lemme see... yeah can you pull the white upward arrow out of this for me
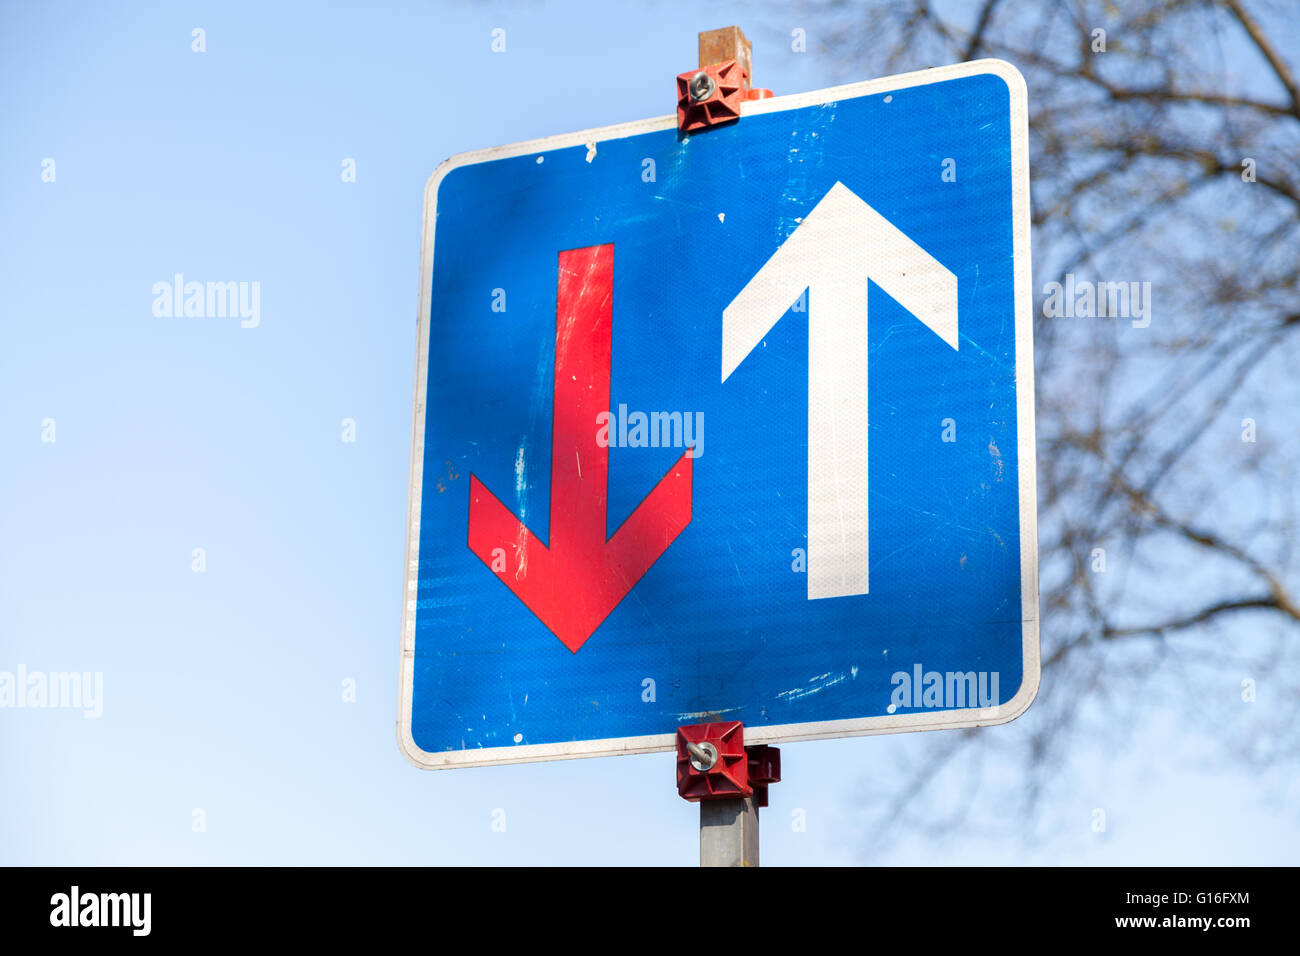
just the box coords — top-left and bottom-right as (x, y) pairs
(722, 181), (959, 600)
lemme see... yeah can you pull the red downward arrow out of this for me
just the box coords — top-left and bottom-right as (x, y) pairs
(468, 244), (694, 653)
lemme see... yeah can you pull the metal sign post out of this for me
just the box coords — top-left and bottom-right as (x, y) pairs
(701, 797), (760, 867)
(677, 27), (772, 870)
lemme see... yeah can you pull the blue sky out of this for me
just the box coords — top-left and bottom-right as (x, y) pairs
(1, 0), (1295, 865)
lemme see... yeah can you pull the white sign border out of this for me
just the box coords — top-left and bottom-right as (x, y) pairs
(398, 58), (1038, 770)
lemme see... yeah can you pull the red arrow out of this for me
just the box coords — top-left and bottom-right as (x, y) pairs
(468, 244), (693, 653)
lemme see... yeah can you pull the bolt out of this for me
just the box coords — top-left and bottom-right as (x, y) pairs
(689, 71), (715, 102)
(686, 740), (719, 771)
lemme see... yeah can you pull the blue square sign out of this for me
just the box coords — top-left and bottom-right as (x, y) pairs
(399, 60), (1038, 768)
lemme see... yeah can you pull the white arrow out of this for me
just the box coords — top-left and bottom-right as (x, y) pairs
(722, 181), (959, 600)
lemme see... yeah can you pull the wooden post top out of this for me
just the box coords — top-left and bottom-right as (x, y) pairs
(699, 25), (753, 82)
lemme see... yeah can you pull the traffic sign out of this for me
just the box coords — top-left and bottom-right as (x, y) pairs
(399, 59), (1038, 769)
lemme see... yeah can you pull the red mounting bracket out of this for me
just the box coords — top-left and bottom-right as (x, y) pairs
(746, 744), (782, 808)
(676, 60), (747, 133)
(677, 26), (774, 134)
(676, 721), (781, 805)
